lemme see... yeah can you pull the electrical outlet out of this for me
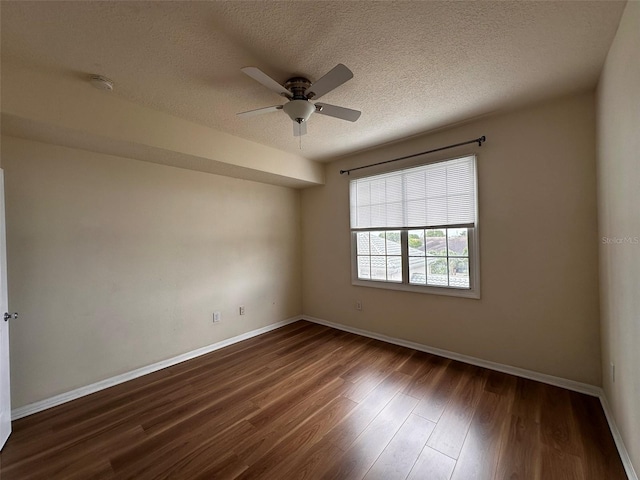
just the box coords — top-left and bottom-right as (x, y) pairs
(611, 362), (615, 383)
(239, 305), (245, 315)
(213, 311), (221, 323)
(356, 300), (362, 311)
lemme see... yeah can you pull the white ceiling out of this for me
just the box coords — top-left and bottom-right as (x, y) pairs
(1, 1), (626, 162)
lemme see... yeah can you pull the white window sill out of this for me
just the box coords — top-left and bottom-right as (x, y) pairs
(352, 278), (481, 299)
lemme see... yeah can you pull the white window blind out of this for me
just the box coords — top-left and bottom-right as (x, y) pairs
(349, 155), (477, 230)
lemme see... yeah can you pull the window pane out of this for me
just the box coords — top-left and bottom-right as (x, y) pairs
(427, 257), (448, 286)
(386, 231), (401, 255)
(447, 228), (468, 256)
(425, 229), (447, 256)
(449, 258), (469, 288)
(408, 229), (425, 255)
(369, 231), (386, 254)
(409, 257), (426, 284)
(356, 232), (370, 255)
(370, 256), (387, 280)
(357, 256), (371, 280)
(387, 257), (402, 282)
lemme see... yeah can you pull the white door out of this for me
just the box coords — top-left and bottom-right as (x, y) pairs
(0, 169), (14, 449)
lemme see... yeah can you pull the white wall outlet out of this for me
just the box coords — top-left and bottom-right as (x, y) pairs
(356, 300), (362, 311)
(239, 305), (245, 315)
(611, 362), (615, 383)
(213, 311), (221, 323)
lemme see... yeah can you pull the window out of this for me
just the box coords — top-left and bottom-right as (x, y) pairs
(350, 155), (479, 298)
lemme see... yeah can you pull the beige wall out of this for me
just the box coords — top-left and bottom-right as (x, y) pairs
(302, 92), (601, 385)
(2, 136), (302, 408)
(597, 0), (640, 473)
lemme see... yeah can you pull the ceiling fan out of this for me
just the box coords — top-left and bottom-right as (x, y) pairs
(237, 64), (361, 136)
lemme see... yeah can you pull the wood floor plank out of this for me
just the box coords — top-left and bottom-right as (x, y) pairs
(236, 395), (358, 479)
(47, 459), (115, 480)
(412, 360), (467, 422)
(402, 354), (449, 400)
(363, 413), (435, 480)
(540, 444), (585, 480)
(509, 376), (544, 422)
(110, 402), (257, 478)
(246, 363), (345, 430)
(569, 391), (627, 480)
(406, 445), (457, 480)
(322, 370), (412, 451)
(340, 341), (410, 385)
(250, 335), (349, 408)
(449, 389), (511, 480)
(275, 438), (344, 480)
(235, 378), (350, 465)
(425, 366), (487, 459)
(396, 350), (432, 376)
(2, 400), (161, 465)
(3, 424), (144, 480)
(158, 423), (255, 480)
(493, 376), (543, 480)
(191, 453), (248, 480)
(138, 374), (265, 435)
(319, 393), (419, 480)
(0, 321), (627, 480)
(483, 369), (517, 397)
(539, 385), (582, 456)
(147, 435), (252, 479)
(343, 367), (393, 403)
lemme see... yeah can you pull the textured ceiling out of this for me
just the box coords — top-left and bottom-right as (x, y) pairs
(0, 1), (626, 162)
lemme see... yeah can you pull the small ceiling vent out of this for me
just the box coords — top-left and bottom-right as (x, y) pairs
(89, 75), (114, 92)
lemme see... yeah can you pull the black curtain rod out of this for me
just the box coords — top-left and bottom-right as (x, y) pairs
(339, 135), (486, 175)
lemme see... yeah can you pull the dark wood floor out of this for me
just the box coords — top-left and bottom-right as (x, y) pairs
(0, 321), (627, 479)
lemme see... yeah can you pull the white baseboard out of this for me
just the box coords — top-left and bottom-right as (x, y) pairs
(303, 315), (638, 480)
(599, 394), (639, 480)
(11, 316), (301, 420)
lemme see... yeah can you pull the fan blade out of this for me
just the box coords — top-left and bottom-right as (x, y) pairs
(315, 103), (361, 122)
(236, 105), (283, 117)
(293, 121), (307, 137)
(241, 67), (292, 98)
(305, 64), (353, 100)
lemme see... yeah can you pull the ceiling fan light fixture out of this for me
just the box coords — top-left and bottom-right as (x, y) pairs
(283, 99), (315, 124)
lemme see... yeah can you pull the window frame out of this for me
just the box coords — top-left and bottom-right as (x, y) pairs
(349, 154), (480, 299)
